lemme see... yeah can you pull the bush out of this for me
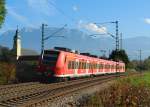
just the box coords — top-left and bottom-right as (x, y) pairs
(0, 62), (16, 84)
(83, 72), (150, 107)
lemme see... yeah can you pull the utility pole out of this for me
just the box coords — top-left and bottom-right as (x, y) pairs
(111, 21), (119, 51)
(111, 21), (119, 75)
(120, 33), (122, 50)
(139, 49), (142, 73)
(115, 21), (119, 51)
(41, 23), (66, 59)
(41, 24), (47, 58)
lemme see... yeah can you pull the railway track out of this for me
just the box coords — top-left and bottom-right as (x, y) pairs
(0, 74), (131, 107)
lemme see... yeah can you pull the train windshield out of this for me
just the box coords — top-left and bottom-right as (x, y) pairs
(42, 50), (59, 66)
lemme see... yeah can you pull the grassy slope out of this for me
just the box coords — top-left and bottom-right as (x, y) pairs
(82, 72), (150, 107)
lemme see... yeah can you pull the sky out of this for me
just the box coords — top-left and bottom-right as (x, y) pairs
(1, 0), (150, 38)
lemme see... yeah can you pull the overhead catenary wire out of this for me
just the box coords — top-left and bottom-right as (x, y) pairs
(47, 0), (77, 23)
(46, 0), (93, 28)
(44, 24), (67, 40)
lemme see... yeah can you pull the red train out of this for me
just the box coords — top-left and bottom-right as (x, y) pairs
(37, 47), (125, 81)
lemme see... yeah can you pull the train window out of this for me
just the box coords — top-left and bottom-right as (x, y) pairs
(86, 63), (89, 69)
(42, 51), (60, 67)
(120, 66), (122, 69)
(89, 63), (91, 69)
(70, 61), (72, 69)
(93, 63), (95, 69)
(105, 64), (109, 69)
(93, 63), (94, 69)
(84, 62), (86, 69)
(98, 64), (100, 69)
(81, 62), (83, 69)
(85, 62), (87, 69)
(111, 65), (114, 69)
(68, 61), (72, 69)
(116, 65), (119, 69)
(89, 63), (92, 69)
(92, 64), (94, 69)
(88, 63), (90, 69)
(71, 61), (74, 69)
(91, 63), (93, 69)
(99, 64), (101, 69)
(99, 64), (102, 69)
(106, 65), (108, 69)
(68, 61), (70, 69)
(72, 61), (75, 69)
(44, 50), (59, 55)
(82, 62), (84, 69)
(75, 62), (79, 69)
(79, 62), (82, 69)
(74, 61), (76, 69)
(97, 64), (99, 69)
(96, 64), (98, 69)
(83, 62), (85, 69)
(102, 64), (104, 69)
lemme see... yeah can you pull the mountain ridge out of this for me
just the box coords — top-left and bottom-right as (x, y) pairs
(0, 27), (150, 59)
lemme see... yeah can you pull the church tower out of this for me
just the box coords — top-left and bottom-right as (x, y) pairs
(13, 28), (21, 60)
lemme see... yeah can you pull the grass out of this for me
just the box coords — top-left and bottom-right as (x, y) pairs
(81, 72), (150, 107)
(121, 72), (150, 86)
(0, 76), (6, 85)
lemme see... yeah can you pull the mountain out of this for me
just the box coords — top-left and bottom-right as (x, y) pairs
(21, 48), (39, 56)
(0, 27), (150, 60)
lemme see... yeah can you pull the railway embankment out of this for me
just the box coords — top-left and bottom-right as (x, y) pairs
(50, 79), (115, 107)
(0, 75), (121, 107)
(78, 72), (150, 107)
(0, 73), (141, 107)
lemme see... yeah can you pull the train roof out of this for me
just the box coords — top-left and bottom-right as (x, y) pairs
(45, 47), (125, 64)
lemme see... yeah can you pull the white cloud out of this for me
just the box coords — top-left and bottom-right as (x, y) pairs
(81, 22), (107, 34)
(6, 6), (35, 27)
(85, 23), (107, 34)
(27, 0), (56, 16)
(72, 5), (78, 12)
(145, 18), (150, 24)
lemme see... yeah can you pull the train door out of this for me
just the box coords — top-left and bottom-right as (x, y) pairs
(96, 61), (99, 75)
(86, 60), (89, 75)
(74, 58), (79, 77)
(99, 62), (103, 74)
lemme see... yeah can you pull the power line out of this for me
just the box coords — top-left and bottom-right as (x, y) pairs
(47, 0), (76, 23)
(41, 24), (66, 59)
(44, 24), (67, 40)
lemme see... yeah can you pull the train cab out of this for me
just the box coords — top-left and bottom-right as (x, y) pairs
(38, 50), (60, 77)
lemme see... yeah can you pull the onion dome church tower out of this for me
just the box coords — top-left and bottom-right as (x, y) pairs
(13, 28), (21, 60)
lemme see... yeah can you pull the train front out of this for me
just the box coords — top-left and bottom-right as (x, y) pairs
(37, 50), (60, 79)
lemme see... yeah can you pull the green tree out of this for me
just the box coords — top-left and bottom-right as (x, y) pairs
(143, 56), (150, 71)
(109, 49), (130, 68)
(0, 46), (14, 62)
(0, 0), (6, 28)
